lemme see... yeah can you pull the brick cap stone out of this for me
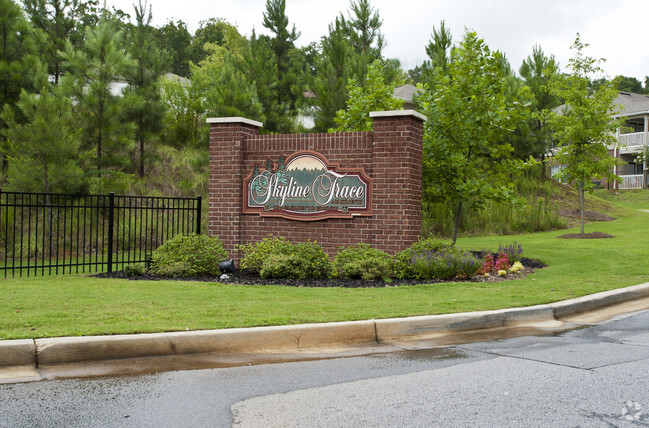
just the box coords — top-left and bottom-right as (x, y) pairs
(206, 117), (263, 128)
(370, 110), (427, 122)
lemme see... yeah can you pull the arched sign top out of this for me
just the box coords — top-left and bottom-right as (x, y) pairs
(243, 151), (373, 221)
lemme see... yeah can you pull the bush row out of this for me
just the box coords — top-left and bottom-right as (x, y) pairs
(143, 233), (524, 281)
(237, 236), (524, 281)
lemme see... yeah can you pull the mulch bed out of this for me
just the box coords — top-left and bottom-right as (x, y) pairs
(93, 257), (545, 288)
(557, 232), (615, 239)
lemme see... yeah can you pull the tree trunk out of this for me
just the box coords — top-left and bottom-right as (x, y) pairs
(452, 201), (463, 245)
(579, 181), (585, 234)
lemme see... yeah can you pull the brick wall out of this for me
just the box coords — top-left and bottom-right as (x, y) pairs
(208, 111), (425, 262)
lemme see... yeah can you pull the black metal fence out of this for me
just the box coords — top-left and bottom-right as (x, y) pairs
(0, 190), (202, 277)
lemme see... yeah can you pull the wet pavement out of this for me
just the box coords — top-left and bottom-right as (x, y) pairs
(2, 308), (649, 427)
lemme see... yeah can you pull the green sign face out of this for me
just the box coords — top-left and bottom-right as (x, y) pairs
(243, 151), (372, 221)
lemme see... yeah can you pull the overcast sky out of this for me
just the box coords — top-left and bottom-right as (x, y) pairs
(106, 0), (649, 82)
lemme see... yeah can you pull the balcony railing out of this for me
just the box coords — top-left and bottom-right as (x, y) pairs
(619, 132), (646, 150)
(618, 174), (644, 189)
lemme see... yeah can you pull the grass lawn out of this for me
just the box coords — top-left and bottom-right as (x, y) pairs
(1, 191), (648, 340)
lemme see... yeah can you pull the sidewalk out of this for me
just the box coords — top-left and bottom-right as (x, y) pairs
(2, 282), (649, 384)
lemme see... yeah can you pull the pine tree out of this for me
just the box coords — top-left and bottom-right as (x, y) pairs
(1, 66), (85, 193)
(61, 17), (136, 175)
(515, 46), (560, 165)
(308, 18), (355, 132)
(245, 31), (281, 130)
(124, 1), (169, 177)
(0, 0), (39, 175)
(22, 0), (88, 84)
(339, 0), (384, 84)
(262, 0), (304, 132)
(422, 20), (452, 80)
(191, 21), (264, 136)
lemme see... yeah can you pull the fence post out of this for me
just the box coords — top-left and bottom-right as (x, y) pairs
(107, 192), (115, 273)
(196, 195), (202, 235)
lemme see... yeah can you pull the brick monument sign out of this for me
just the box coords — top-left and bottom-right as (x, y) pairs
(208, 110), (426, 262)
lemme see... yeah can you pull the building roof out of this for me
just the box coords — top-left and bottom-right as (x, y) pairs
(393, 84), (420, 103)
(555, 91), (649, 118)
(614, 92), (649, 116)
(163, 72), (190, 86)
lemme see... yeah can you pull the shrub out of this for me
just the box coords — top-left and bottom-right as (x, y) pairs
(239, 236), (332, 279)
(260, 254), (310, 279)
(333, 243), (392, 281)
(393, 238), (452, 279)
(150, 233), (228, 277)
(124, 263), (145, 277)
(155, 261), (193, 277)
(291, 241), (332, 279)
(238, 235), (292, 273)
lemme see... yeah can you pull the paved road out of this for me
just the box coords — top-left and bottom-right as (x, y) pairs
(2, 309), (649, 427)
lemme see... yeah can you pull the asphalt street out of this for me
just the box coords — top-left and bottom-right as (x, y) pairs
(2, 309), (649, 427)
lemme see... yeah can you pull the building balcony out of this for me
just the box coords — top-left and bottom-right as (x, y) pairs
(617, 132), (647, 154)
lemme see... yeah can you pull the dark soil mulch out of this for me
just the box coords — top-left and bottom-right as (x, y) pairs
(557, 232), (616, 239)
(92, 257), (545, 288)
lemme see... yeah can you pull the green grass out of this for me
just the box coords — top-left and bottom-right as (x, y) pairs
(2, 191), (649, 340)
(593, 188), (649, 210)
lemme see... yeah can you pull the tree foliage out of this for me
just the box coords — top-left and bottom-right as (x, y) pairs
(124, 1), (169, 177)
(339, 0), (383, 84)
(422, 20), (452, 81)
(22, 0), (89, 84)
(0, 0), (39, 175)
(261, 0), (304, 132)
(1, 67), (85, 193)
(60, 17), (136, 175)
(331, 60), (403, 132)
(613, 75), (647, 94)
(546, 34), (623, 234)
(308, 18), (355, 132)
(154, 20), (191, 77)
(420, 31), (531, 244)
(193, 26), (264, 124)
(513, 45), (560, 162)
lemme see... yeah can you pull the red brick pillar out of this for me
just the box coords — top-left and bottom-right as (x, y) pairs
(370, 110), (426, 254)
(207, 117), (262, 259)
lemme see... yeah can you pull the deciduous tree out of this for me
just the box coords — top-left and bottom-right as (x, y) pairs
(154, 20), (191, 77)
(546, 34), (623, 234)
(420, 31), (531, 244)
(331, 60), (403, 132)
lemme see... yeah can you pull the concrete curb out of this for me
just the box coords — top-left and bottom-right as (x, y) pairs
(34, 320), (377, 365)
(2, 282), (649, 369)
(551, 282), (649, 319)
(0, 340), (35, 367)
(375, 305), (555, 342)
